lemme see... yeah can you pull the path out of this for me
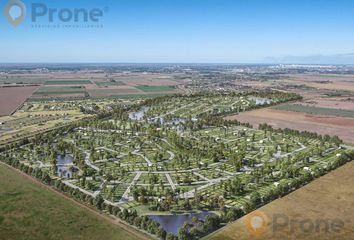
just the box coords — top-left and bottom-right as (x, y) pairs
(119, 172), (142, 203)
(165, 173), (176, 190)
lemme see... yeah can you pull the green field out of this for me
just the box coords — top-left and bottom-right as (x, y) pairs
(94, 81), (125, 87)
(135, 85), (176, 92)
(45, 79), (92, 85)
(101, 93), (176, 99)
(0, 164), (146, 240)
(0, 78), (45, 84)
(34, 86), (87, 95)
(272, 104), (354, 118)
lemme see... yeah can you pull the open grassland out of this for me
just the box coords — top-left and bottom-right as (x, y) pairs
(272, 104), (354, 118)
(45, 79), (92, 85)
(207, 161), (354, 240)
(0, 163), (149, 240)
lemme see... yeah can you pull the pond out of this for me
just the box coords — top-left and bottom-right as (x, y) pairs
(129, 107), (150, 121)
(148, 211), (214, 234)
(56, 154), (76, 178)
(249, 96), (272, 106)
(130, 107), (186, 126)
(0, 127), (14, 132)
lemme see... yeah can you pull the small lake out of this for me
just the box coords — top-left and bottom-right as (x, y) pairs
(0, 127), (14, 132)
(148, 211), (214, 234)
(129, 107), (150, 121)
(130, 107), (186, 126)
(57, 154), (75, 178)
(249, 97), (272, 106)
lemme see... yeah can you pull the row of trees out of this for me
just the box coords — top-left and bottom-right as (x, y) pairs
(219, 149), (354, 223)
(259, 123), (343, 146)
(0, 155), (167, 239)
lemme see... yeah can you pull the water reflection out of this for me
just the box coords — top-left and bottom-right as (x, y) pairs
(57, 154), (76, 178)
(148, 211), (214, 234)
(0, 127), (14, 132)
(249, 96), (272, 106)
(129, 107), (150, 121)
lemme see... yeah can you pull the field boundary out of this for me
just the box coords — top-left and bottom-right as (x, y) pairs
(203, 159), (354, 240)
(0, 161), (153, 240)
(272, 103), (354, 118)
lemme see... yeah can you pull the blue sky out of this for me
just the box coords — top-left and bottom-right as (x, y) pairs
(1, 0), (354, 63)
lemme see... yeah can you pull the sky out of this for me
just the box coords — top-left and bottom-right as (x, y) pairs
(1, 0), (354, 63)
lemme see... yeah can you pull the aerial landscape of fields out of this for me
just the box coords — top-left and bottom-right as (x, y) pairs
(1, 64), (354, 240)
(1, 0), (354, 240)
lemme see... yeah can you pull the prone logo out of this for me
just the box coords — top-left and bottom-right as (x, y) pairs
(3, 0), (26, 27)
(3, 0), (106, 27)
(244, 210), (269, 237)
(31, 3), (104, 23)
(244, 211), (346, 238)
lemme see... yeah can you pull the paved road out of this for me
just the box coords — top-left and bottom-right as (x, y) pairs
(63, 180), (96, 197)
(119, 172), (142, 203)
(193, 172), (212, 182)
(165, 173), (176, 190)
(84, 151), (100, 171)
(179, 172), (243, 199)
(132, 150), (153, 167)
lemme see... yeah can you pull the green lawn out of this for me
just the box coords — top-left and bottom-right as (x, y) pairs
(45, 79), (92, 85)
(0, 164), (146, 240)
(135, 85), (176, 92)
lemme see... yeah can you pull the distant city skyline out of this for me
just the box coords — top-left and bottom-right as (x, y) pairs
(1, 0), (354, 63)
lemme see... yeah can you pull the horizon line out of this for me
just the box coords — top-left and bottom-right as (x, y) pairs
(0, 62), (352, 66)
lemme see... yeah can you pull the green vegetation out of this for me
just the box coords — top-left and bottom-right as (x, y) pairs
(45, 79), (92, 85)
(2, 91), (353, 240)
(104, 93), (177, 99)
(136, 86), (176, 92)
(272, 104), (354, 118)
(34, 86), (87, 95)
(95, 80), (125, 87)
(0, 164), (144, 240)
(0, 78), (44, 84)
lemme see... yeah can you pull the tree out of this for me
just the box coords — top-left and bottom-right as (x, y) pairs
(250, 191), (262, 207)
(50, 151), (57, 175)
(177, 224), (189, 240)
(95, 194), (104, 210)
(157, 227), (167, 240)
(166, 233), (177, 240)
